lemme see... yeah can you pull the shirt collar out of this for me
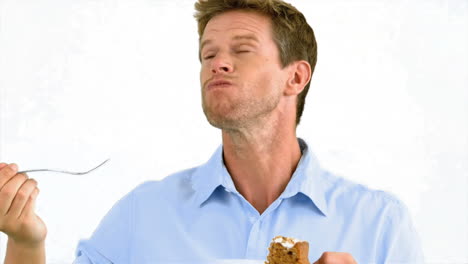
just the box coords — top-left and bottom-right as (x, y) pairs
(280, 138), (329, 216)
(191, 145), (226, 206)
(191, 138), (329, 216)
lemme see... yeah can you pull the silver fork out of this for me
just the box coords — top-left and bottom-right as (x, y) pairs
(17, 159), (110, 175)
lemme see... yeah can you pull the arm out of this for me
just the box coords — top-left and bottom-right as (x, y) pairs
(5, 239), (45, 264)
(377, 200), (425, 263)
(73, 184), (136, 263)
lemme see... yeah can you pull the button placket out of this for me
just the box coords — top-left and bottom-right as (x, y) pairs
(245, 217), (261, 258)
(244, 198), (285, 259)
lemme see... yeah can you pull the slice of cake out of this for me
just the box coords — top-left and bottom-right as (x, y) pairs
(265, 236), (310, 264)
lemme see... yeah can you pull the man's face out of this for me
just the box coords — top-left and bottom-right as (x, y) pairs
(200, 10), (288, 130)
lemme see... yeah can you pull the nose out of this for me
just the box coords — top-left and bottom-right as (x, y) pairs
(210, 54), (233, 74)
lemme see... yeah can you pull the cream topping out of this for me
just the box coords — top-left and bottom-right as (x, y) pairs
(272, 236), (302, 249)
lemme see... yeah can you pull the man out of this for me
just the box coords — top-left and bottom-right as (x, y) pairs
(0, 0), (424, 263)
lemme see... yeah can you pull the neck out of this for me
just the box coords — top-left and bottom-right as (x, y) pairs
(221, 118), (301, 214)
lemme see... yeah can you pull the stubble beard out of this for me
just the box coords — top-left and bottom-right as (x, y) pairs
(202, 90), (281, 131)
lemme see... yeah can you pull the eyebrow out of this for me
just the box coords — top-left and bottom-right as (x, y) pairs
(232, 34), (259, 43)
(200, 34), (260, 52)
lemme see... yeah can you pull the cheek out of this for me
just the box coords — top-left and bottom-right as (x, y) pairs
(250, 68), (277, 89)
(257, 73), (285, 98)
(200, 66), (210, 85)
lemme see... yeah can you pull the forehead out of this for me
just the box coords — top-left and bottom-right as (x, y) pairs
(202, 10), (273, 42)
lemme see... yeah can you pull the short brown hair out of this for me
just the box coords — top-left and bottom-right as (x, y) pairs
(194, 0), (317, 126)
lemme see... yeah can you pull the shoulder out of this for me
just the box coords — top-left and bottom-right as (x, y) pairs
(130, 166), (199, 200)
(322, 170), (408, 220)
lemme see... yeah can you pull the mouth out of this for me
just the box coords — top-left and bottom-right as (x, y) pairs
(206, 79), (233, 91)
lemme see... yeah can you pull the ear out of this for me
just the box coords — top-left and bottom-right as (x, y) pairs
(284, 60), (312, 96)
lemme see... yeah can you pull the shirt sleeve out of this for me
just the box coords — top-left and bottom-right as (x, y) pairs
(378, 199), (425, 264)
(73, 189), (135, 264)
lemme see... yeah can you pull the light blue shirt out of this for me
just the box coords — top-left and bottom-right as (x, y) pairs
(74, 139), (424, 264)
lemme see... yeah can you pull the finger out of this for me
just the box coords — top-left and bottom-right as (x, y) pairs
(7, 178), (38, 219)
(21, 188), (38, 219)
(0, 173), (29, 215)
(315, 252), (332, 264)
(0, 163), (8, 169)
(314, 252), (356, 264)
(0, 163), (20, 190)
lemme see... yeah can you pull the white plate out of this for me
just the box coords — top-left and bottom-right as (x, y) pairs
(164, 260), (264, 264)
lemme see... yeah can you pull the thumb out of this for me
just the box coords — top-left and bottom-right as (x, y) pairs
(313, 256), (323, 264)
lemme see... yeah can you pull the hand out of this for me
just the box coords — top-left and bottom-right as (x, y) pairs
(0, 163), (47, 247)
(313, 252), (357, 264)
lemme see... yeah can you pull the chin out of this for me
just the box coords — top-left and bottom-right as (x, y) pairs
(204, 111), (233, 129)
(203, 108), (243, 130)
(201, 100), (261, 130)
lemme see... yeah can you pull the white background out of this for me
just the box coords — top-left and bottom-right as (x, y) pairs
(0, 0), (467, 263)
